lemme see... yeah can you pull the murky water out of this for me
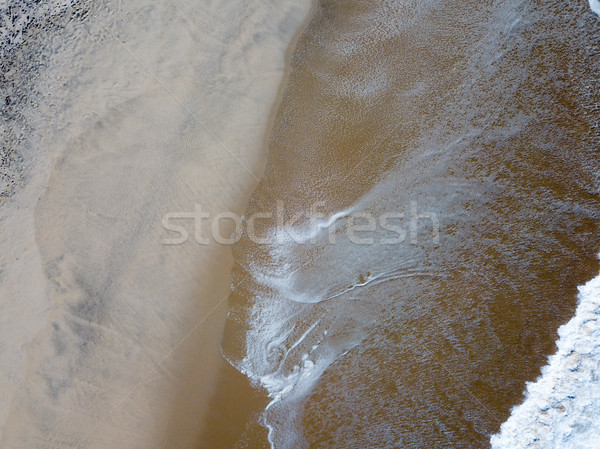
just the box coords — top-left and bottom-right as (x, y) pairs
(221, 1), (600, 447)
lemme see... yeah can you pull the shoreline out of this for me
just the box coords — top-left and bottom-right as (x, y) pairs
(197, 3), (320, 446)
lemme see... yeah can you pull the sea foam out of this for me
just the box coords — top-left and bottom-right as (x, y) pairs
(491, 257), (600, 449)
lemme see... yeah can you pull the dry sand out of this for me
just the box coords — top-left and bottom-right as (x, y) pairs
(0, 0), (311, 447)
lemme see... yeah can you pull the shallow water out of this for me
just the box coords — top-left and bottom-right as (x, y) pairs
(221, 1), (600, 447)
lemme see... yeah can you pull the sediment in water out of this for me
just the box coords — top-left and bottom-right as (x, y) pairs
(221, 1), (600, 447)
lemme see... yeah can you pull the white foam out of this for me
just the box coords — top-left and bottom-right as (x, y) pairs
(238, 306), (329, 449)
(590, 0), (600, 17)
(491, 258), (600, 449)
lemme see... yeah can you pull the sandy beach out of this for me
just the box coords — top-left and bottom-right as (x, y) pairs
(0, 1), (311, 447)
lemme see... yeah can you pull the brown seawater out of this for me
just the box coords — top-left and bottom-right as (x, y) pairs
(217, 0), (600, 448)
